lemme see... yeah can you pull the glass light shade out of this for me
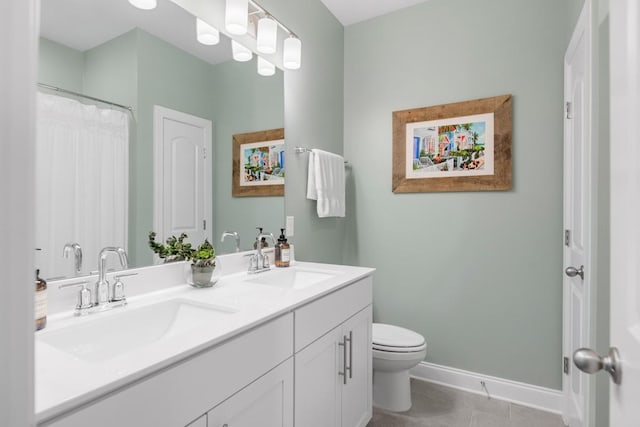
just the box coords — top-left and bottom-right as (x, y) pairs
(232, 40), (253, 62)
(128, 0), (157, 10)
(283, 36), (302, 70)
(257, 57), (276, 76)
(225, 0), (248, 35)
(196, 18), (220, 45)
(256, 17), (277, 54)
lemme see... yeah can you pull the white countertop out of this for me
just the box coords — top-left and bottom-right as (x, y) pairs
(35, 261), (374, 424)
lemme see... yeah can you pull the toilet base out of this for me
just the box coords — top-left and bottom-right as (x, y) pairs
(372, 369), (412, 412)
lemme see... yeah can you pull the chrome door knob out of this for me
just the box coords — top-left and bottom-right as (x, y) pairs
(573, 347), (622, 384)
(565, 265), (584, 280)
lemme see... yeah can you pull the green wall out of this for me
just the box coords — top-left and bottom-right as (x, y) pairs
(211, 60), (284, 252)
(343, 0), (566, 389)
(261, 0), (345, 263)
(38, 38), (83, 92)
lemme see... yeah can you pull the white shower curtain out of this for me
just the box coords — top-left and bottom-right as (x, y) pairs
(35, 92), (129, 278)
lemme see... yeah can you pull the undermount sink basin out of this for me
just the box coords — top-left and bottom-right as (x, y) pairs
(38, 299), (236, 363)
(244, 266), (337, 289)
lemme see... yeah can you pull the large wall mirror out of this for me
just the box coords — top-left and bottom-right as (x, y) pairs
(37, 0), (285, 279)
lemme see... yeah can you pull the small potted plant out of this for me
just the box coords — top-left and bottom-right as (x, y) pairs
(189, 239), (218, 287)
(148, 232), (219, 287)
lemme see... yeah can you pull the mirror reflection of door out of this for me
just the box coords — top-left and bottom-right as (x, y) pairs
(153, 106), (212, 255)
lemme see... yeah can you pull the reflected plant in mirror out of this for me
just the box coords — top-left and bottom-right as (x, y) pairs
(36, 0), (285, 279)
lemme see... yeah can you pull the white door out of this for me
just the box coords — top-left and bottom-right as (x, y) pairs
(563, 3), (592, 426)
(341, 306), (372, 427)
(295, 327), (342, 427)
(207, 359), (293, 427)
(609, 0), (640, 424)
(153, 106), (212, 249)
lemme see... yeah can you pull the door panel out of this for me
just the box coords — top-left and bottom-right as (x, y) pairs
(295, 327), (342, 427)
(610, 0), (640, 424)
(341, 306), (372, 427)
(153, 106), (212, 249)
(563, 4), (591, 426)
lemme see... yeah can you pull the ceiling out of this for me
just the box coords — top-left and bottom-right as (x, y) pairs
(40, 0), (232, 65)
(318, 0), (431, 26)
(40, 0), (431, 65)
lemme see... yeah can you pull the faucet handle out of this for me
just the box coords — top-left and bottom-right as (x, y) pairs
(59, 281), (93, 311)
(111, 273), (136, 303)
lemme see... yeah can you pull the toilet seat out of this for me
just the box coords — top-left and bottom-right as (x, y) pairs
(372, 323), (425, 351)
(373, 342), (427, 353)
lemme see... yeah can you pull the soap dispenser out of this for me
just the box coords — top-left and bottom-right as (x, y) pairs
(275, 228), (291, 268)
(253, 227), (269, 249)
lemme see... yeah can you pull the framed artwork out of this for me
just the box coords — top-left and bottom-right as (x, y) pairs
(232, 128), (285, 197)
(392, 95), (512, 192)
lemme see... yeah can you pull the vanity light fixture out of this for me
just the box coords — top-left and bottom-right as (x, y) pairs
(232, 40), (253, 62)
(196, 18), (220, 45)
(225, 0), (249, 35)
(257, 56), (276, 76)
(283, 36), (302, 70)
(256, 16), (277, 54)
(128, 0), (157, 10)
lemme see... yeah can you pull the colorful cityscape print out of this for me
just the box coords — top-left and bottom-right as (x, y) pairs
(408, 115), (493, 178)
(241, 140), (285, 186)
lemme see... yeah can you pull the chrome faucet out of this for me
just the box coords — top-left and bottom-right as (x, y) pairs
(96, 247), (128, 305)
(221, 231), (241, 252)
(63, 242), (83, 275)
(248, 232), (276, 274)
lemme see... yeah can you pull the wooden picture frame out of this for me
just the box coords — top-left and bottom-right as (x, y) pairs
(232, 128), (285, 197)
(392, 95), (512, 193)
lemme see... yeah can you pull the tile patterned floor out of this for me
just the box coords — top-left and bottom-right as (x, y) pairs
(367, 379), (566, 427)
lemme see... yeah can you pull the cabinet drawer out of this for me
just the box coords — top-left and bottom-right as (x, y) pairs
(41, 313), (293, 427)
(295, 276), (372, 353)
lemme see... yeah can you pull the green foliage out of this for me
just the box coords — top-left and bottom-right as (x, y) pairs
(148, 231), (215, 266)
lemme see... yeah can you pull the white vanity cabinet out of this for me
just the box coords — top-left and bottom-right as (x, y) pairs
(38, 270), (374, 427)
(294, 276), (373, 427)
(40, 314), (293, 427)
(206, 358), (293, 427)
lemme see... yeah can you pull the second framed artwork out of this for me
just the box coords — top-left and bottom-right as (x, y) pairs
(232, 128), (285, 197)
(392, 95), (512, 193)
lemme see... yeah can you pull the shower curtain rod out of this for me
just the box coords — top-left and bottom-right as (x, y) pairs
(38, 83), (134, 113)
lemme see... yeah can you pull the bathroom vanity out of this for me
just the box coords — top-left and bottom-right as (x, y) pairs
(36, 256), (374, 427)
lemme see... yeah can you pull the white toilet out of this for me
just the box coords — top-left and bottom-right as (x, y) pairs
(372, 323), (427, 412)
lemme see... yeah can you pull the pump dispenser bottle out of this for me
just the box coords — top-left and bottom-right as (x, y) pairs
(275, 228), (291, 267)
(253, 227), (269, 249)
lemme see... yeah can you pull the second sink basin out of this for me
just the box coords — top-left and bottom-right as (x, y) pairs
(244, 266), (337, 289)
(38, 298), (237, 363)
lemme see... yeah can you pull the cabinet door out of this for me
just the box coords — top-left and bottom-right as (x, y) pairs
(207, 358), (293, 427)
(294, 327), (343, 427)
(341, 305), (372, 427)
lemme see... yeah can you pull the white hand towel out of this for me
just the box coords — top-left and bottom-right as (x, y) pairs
(306, 149), (345, 218)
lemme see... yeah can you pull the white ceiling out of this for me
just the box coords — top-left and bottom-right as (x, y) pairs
(318, 0), (431, 26)
(40, 0), (232, 65)
(40, 0), (431, 65)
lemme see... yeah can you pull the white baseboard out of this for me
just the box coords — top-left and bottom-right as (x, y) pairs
(410, 362), (563, 415)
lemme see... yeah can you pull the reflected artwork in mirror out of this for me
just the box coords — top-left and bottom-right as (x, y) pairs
(37, 0), (285, 279)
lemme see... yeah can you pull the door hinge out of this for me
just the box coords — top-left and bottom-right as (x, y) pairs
(565, 229), (571, 247)
(565, 101), (572, 119)
(564, 356), (570, 374)
(203, 147), (207, 159)
(203, 219), (207, 230)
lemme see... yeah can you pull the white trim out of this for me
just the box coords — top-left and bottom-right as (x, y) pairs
(410, 362), (564, 415)
(0, 0), (37, 425)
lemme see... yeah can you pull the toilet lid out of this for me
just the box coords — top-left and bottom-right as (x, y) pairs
(372, 323), (425, 348)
